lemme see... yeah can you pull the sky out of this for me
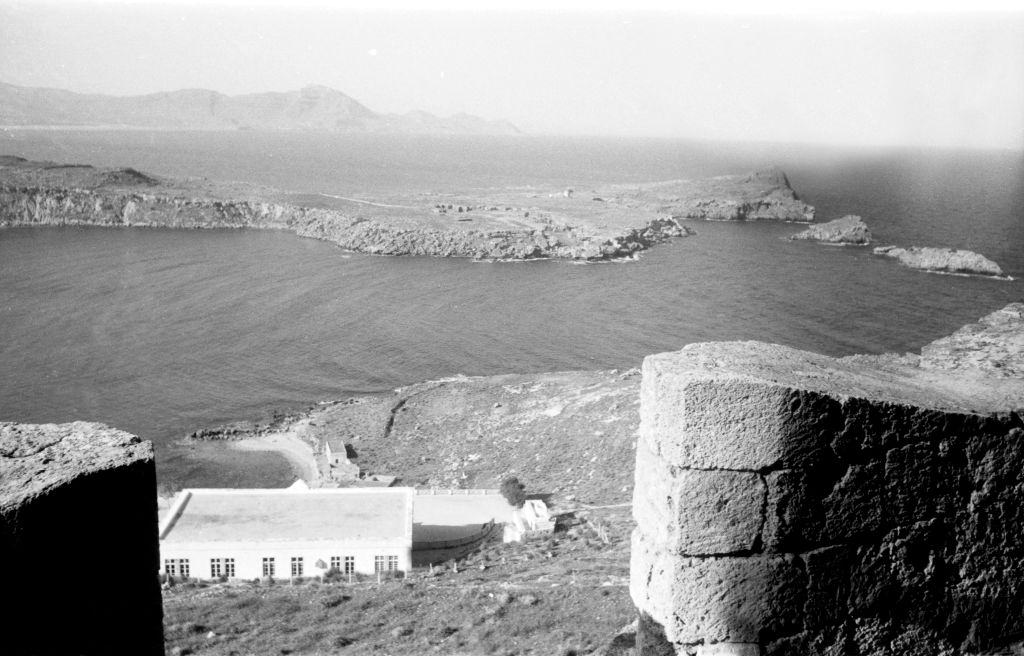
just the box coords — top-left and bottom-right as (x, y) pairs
(1, 2), (1023, 148)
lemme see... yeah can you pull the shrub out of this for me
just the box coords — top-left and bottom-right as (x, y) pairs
(500, 476), (527, 508)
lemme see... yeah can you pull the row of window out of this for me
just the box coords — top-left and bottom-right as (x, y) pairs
(164, 555), (400, 578)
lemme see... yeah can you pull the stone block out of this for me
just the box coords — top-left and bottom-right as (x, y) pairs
(632, 305), (1024, 656)
(640, 359), (839, 471)
(763, 461), (886, 553)
(802, 545), (854, 631)
(695, 643), (762, 656)
(634, 440), (765, 555)
(0, 421), (163, 656)
(631, 531), (806, 645)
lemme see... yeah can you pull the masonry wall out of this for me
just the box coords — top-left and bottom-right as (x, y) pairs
(630, 339), (1024, 656)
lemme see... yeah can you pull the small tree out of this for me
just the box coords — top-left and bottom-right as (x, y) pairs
(500, 476), (527, 508)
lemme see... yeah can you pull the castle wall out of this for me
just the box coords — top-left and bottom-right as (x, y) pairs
(631, 307), (1024, 655)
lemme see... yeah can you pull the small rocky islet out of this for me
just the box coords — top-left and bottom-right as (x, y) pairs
(787, 213), (1008, 279)
(789, 214), (872, 245)
(873, 245), (1008, 279)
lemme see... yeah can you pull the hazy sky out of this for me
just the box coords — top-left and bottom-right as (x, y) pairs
(1, 2), (1023, 148)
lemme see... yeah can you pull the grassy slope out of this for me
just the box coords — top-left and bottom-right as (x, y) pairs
(164, 507), (634, 656)
(166, 369), (643, 654)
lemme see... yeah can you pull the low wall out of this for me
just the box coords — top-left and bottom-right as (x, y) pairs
(0, 421), (164, 655)
(631, 305), (1024, 655)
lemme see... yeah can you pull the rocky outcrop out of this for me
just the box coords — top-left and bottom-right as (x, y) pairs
(2, 157), (822, 262)
(790, 215), (871, 245)
(0, 421), (164, 655)
(631, 304), (1024, 655)
(873, 245), (1007, 278)
(613, 167), (815, 223)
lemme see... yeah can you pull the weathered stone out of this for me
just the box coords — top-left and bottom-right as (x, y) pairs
(632, 304), (1024, 655)
(695, 643), (762, 656)
(640, 364), (840, 471)
(631, 532), (806, 645)
(0, 421), (163, 655)
(634, 440), (765, 555)
(802, 546), (855, 631)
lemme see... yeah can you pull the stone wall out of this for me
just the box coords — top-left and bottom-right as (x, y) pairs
(0, 421), (164, 655)
(631, 304), (1024, 655)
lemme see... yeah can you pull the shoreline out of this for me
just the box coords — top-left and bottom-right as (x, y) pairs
(0, 156), (814, 262)
(226, 421), (320, 486)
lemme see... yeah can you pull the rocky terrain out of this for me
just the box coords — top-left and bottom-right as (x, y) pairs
(167, 303), (1024, 656)
(0, 81), (520, 134)
(0, 156), (815, 261)
(191, 369), (642, 506)
(874, 245), (1007, 278)
(790, 214), (871, 245)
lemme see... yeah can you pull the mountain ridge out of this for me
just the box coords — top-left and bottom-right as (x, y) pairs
(0, 81), (521, 135)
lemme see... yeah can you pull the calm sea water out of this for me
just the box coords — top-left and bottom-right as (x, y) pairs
(1, 131), (1021, 488)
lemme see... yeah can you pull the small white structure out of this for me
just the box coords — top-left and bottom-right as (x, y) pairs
(323, 439), (360, 481)
(159, 486), (413, 580)
(503, 499), (556, 542)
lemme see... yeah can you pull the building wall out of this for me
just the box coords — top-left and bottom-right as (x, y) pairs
(160, 538), (412, 579)
(631, 338), (1024, 656)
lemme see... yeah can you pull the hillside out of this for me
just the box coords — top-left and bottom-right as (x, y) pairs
(0, 81), (520, 135)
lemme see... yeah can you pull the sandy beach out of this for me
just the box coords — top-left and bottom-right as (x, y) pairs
(228, 420), (320, 486)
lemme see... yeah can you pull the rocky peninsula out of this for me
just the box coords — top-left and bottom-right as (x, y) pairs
(790, 214), (871, 245)
(0, 156), (814, 261)
(874, 245), (1008, 278)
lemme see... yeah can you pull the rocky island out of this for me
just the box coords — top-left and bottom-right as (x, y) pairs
(874, 245), (1008, 278)
(790, 214), (871, 245)
(0, 156), (815, 261)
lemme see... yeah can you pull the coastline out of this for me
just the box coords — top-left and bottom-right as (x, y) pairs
(224, 420), (320, 486)
(0, 156), (814, 262)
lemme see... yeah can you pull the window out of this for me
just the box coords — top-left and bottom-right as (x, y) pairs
(210, 558), (235, 579)
(374, 555), (385, 573)
(291, 557), (303, 577)
(262, 557), (275, 577)
(330, 556), (341, 571)
(344, 556), (355, 574)
(164, 558), (190, 578)
(387, 555), (399, 572)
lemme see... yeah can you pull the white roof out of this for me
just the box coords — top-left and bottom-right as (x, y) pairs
(160, 487), (413, 544)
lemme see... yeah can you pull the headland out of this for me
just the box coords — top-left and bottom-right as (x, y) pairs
(0, 156), (814, 261)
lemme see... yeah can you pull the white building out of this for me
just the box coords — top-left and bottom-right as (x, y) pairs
(503, 499), (556, 542)
(159, 486), (413, 580)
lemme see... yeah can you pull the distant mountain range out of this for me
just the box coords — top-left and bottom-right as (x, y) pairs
(0, 82), (520, 135)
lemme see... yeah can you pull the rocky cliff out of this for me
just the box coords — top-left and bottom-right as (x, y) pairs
(0, 157), (815, 261)
(0, 421), (164, 655)
(873, 245), (1007, 278)
(631, 304), (1024, 655)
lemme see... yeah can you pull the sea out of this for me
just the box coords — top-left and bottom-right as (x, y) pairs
(1, 130), (1021, 489)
